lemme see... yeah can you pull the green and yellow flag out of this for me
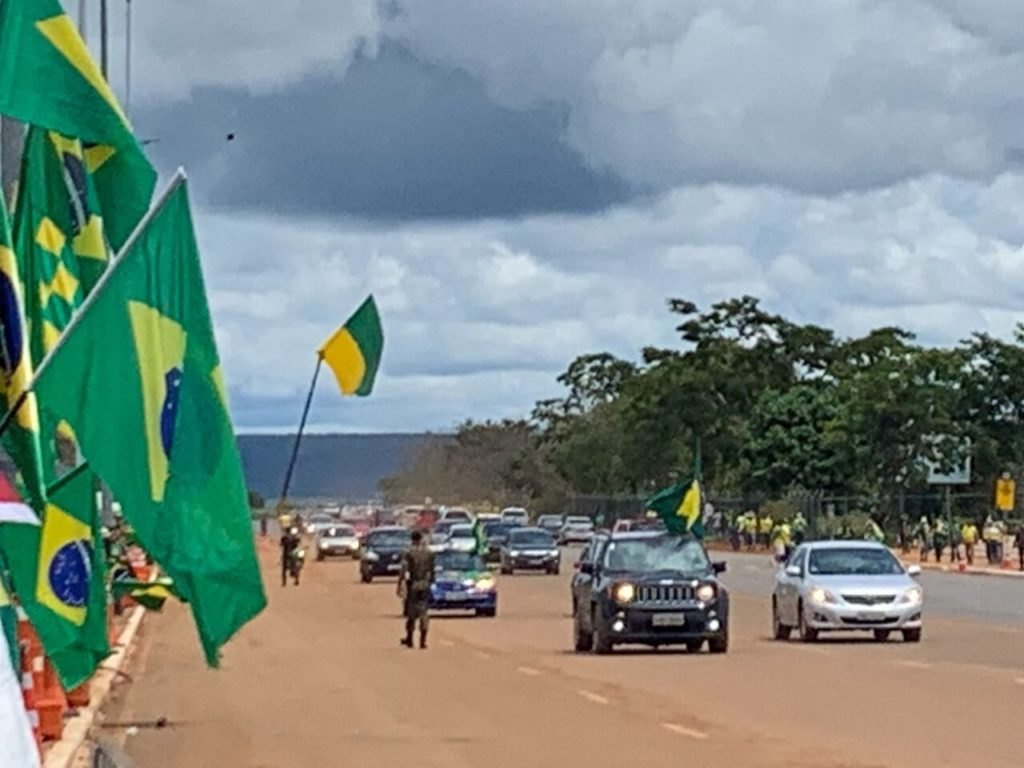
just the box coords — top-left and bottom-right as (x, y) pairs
(319, 295), (384, 396)
(110, 576), (180, 612)
(0, 564), (18, 672)
(34, 177), (267, 666)
(645, 480), (705, 538)
(0, 0), (155, 248)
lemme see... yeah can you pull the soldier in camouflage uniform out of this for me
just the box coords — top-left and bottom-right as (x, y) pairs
(398, 530), (435, 649)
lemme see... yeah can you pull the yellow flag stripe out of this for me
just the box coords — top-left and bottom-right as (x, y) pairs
(320, 328), (367, 396)
(35, 14), (131, 129)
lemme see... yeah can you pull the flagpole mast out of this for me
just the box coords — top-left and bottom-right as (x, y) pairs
(277, 356), (323, 510)
(0, 169), (188, 443)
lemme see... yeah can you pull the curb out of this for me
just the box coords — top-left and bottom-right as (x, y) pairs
(42, 605), (147, 768)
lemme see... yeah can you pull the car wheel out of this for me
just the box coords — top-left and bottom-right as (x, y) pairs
(873, 629), (891, 642)
(476, 607), (497, 618)
(685, 639), (703, 653)
(361, 573), (372, 584)
(902, 628), (922, 643)
(500, 564), (512, 575)
(707, 632), (729, 654)
(797, 601), (818, 643)
(316, 553), (325, 562)
(592, 606), (613, 655)
(772, 598), (792, 641)
(573, 608), (593, 652)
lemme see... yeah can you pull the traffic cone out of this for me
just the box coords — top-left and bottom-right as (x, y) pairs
(35, 656), (68, 741)
(19, 641), (43, 757)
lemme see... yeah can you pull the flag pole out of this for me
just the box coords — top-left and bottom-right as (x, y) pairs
(277, 355), (323, 510)
(0, 169), (187, 443)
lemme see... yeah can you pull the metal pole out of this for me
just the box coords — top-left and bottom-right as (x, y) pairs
(125, 0), (132, 120)
(0, 118), (22, 205)
(277, 357), (323, 507)
(78, 0), (87, 37)
(100, 0), (108, 78)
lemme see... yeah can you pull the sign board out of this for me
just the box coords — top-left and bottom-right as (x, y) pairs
(995, 477), (1016, 512)
(922, 436), (971, 485)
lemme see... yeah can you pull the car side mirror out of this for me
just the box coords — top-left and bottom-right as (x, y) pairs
(712, 561), (727, 574)
(907, 564), (921, 577)
(579, 562), (594, 575)
(784, 565), (802, 578)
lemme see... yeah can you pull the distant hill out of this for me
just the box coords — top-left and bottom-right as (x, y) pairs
(239, 433), (445, 502)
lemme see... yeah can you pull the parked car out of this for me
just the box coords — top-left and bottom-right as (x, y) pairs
(499, 527), (561, 575)
(359, 527), (412, 583)
(772, 541), (923, 643)
(560, 516), (595, 544)
(315, 524), (361, 561)
(500, 507), (530, 526)
(572, 531), (729, 654)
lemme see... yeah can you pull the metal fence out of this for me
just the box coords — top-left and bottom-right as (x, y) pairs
(92, 739), (136, 768)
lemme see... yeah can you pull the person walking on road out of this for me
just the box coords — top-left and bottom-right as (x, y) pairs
(279, 526), (301, 587)
(398, 530), (436, 649)
(960, 519), (979, 566)
(914, 516), (932, 562)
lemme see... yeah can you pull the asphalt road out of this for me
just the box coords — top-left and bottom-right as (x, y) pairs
(103, 541), (1024, 768)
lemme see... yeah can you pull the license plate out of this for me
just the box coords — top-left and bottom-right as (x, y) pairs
(386, 564), (401, 572)
(857, 611), (879, 620)
(652, 613), (686, 627)
(445, 591), (467, 601)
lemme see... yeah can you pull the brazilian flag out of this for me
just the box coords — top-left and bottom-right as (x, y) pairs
(645, 479), (705, 538)
(0, 0), (155, 248)
(319, 295), (384, 397)
(110, 576), (180, 612)
(34, 178), (267, 666)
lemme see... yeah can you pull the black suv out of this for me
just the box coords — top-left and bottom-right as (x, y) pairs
(359, 527), (412, 583)
(572, 531), (729, 654)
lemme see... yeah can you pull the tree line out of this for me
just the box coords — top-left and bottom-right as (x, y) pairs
(381, 296), (1024, 521)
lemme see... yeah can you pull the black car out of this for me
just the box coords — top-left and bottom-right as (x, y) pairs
(360, 527), (412, 583)
(481, 520), (520, 564)
(572, 531), (729, 654)
(500, 527), (560, 575)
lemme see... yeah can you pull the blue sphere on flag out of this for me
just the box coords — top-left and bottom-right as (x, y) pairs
(160, 367), (183, 458)
(48, 540), (92, 608)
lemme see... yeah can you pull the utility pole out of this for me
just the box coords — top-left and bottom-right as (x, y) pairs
(100, 0), (108, 78)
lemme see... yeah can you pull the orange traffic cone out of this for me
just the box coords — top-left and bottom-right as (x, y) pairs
(35, 655), (68, 741)
(18, 641), (43, 757)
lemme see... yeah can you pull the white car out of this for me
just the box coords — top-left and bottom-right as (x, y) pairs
(500, 507), (530, 526)
(772, 541), (923, 643)
(560, 516), (595, 544)
(439, 507), (475, 524)
(443, 524), (479, 554)
(306, 513), (337, 535)
(315, 524), (361, 561)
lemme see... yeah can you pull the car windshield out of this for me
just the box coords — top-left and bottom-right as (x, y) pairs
(510, 531), (555, 547)
(538, 516), (562, 526)
(324, 525), (355, 537)
(602, 536), (710, 574)
(366, 531), (411, 548)
(807, 548), (904, 576)
(433, 522), (454, 535)
(435, 551), (485, 571)
(449, 526), (474, 539)
(483, 522), (516, 536)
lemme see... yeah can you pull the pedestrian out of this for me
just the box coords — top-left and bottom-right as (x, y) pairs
(791, 512), (807, 546)
(279, 526), (301, 587)
(914, 516), (932, 562)
(933, 519), (948, 563)
(983, 516), (1000, 565)
(758, 513), (774, 550)
(398, 529), (436, 649)
(960, 519), (979, 566)
(1016, 524), (1024, 572)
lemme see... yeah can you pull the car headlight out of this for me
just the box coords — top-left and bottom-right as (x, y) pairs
(364, 551), (380, 562)
(319, 541), (328, 549)
(510, 550), (522, 557)
(613, 582), (635, 603)
(899, 586), (923, 604)
(695, 583), (716, 602)
(808, 587), (837, 605)
(549, 549), (560, 557)
(475, 577), (496, 591)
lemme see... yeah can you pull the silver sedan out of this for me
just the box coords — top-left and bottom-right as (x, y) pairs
(772, 541), (923, 643)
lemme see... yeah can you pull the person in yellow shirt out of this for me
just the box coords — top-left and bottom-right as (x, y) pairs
(758, 515), (774, 550)
(960, 520), (979, 566)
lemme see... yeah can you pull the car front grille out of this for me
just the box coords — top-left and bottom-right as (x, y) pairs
(635, 584), (694, 605)
(842, 595), (896, 606)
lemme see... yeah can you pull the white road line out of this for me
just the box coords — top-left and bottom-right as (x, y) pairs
(517, 666), (541, 676)
(896, 660), (931, 670)
(661, 723), (709, 740)
(578, 690), (609, 705)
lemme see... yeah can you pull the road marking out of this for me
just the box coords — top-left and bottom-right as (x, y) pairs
(896, 660), (931, 670)
(439, 639), (454, 647)
(474, 651), (491, 660)
(517, 666), (541, 676)
(578, 690), (609, 705)
(661, 723), (709, 740)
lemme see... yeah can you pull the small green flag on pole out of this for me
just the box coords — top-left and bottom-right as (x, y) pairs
(33, 175), (267, 665)
(0, 0), (156, 248)
(318, 295), (384, 397)
(645, 441), (705, 537)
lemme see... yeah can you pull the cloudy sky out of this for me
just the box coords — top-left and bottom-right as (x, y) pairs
(87, 0), (1024, 433)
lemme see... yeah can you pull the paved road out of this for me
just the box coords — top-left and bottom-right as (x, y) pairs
(104, 543), (1024, 768)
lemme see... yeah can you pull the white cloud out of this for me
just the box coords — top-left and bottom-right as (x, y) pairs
(194, 170), (1024, 431)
